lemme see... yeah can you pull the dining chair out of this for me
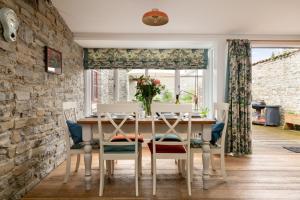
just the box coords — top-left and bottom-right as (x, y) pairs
(62, 102), (99, 183)
(110, 101), (143, 176)
(149, 103), (193, 196)
(190, 102), (229, 180)
(97, 103), (140, 196)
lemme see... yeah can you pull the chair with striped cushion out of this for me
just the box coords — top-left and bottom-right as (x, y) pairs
(97, 103), (141, 196)
(149, 103), (192, 196)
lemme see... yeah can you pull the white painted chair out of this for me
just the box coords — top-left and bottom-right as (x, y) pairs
(97, 103), (140, 196)
(62, 102), (99, 183)
(150, 103), (192, 196)
(109, 101), (143, 176)
(190, 103), (229, 180)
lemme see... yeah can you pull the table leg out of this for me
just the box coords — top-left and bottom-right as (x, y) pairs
(202, 124), (212, 190)
(82, 124), (92, 190)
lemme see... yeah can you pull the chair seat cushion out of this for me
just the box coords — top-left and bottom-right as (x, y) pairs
(104, 144), (140, 154)
(190, 138), (203, 148)
(71, 143), (84, 149)
(147, 142), (186, 154)
(70, 139), (99, 149)
(190, 138), (220, 149)
(66, 120), (83, 144)
(211, 121), (225, 145)
(153, 133), (181, 142)
(111, 134), (144, 143)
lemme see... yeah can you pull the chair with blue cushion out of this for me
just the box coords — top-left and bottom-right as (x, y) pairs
(62, 102), (99, 183)
(190, 103), (229, 181)
(97, 103), (140, 196)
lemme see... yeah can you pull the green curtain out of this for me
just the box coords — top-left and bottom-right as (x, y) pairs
(225, 39), (252, 155)
(83, 48), (208, 70)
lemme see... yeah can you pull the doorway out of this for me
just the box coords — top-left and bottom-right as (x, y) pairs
(251, 47), (300, 131)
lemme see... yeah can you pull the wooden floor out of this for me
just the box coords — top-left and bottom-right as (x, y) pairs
(23, 126), (300, 200)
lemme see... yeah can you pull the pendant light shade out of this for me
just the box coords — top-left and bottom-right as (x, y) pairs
(142, 8), (169, 26)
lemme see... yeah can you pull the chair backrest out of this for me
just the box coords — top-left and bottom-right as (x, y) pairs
(62, 102), (77, 149)
(97, 103), (139, 153)
(151, 103), (193, 149)
(213, 103), (229, 149)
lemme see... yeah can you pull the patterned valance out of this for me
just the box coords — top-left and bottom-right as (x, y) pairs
(83, 48), (209, 69)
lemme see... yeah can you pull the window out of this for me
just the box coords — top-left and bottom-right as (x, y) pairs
(89, 68), (205, 111)
(148, 69), (175, 103)
(179, 70), (204, 110)
(84, 49), (213, 116)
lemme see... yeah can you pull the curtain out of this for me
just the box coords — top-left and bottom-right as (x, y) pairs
(225, 39), (252, 155)
(83, 48), (208, 70)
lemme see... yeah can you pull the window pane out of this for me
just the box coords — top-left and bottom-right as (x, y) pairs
(179, 70), (203, 110)
(99, 69), (113, 103)
(91, 70), (100, 113)
(118, 69), (129, 102)
(90, 69), (203, 113)
(148, 69), (175, 103)
(91, 70), (99, 102)
(128, 69), (145, 101)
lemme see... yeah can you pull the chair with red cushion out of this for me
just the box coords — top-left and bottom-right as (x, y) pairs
(149, 103), (192, 196)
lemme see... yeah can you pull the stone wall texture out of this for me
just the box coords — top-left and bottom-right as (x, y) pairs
(252, 51), (300, 124)
(98, 69), (128, 103)
(0, 0), (84, 199)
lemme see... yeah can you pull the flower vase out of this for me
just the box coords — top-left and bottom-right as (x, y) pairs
(143, 97), (152, 117)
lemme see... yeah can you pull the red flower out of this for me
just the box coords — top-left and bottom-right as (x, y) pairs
(153, 79), (160, 85)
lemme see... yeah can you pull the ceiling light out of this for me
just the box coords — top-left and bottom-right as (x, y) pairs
(142, 8), (169, 26)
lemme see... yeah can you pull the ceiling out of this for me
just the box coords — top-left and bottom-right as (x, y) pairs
(52, 0), (300, 47)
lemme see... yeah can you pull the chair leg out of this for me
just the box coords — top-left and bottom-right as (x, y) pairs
(190, 151), (194, 182)
(220, 153), (227, 180)
(75, 154), (80, 172)
(178, 160), (182, 174)
(181, 160), (186, 178)
(64, 153), (71, 183)
(135, 157), (139, 196)
(106, 160), (111, 178)
(153, 156), (157, 195)
(111, 160), (114, 175)
(210, 154), (216, 171)
(187, 157), (191, 196)
(151, 154), (153, 175)
(99, 158), (105, 196)
(98, 153), (101, 170)
(138, 145), (142, 176)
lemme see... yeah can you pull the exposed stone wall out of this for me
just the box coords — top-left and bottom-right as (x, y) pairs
(0, 0), (84, 199)
(118, 69), (129, 101)
(252, 51), (300, 124)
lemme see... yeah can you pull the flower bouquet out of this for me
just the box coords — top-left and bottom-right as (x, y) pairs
(134, 75), (165, 116)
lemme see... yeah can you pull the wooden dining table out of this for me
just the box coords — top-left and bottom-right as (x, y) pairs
(77, 117), (215, 190)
